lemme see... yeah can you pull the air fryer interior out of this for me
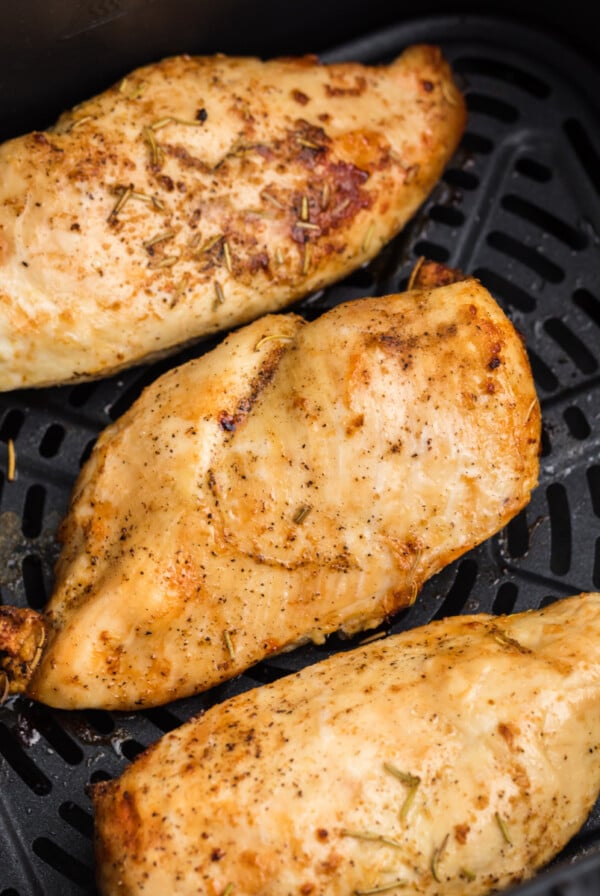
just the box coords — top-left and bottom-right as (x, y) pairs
(1, 13), (600, 896)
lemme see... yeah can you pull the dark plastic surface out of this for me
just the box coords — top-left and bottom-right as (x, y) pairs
(1, 13), (600, 896)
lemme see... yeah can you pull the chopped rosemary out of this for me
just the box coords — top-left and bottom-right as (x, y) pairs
(495, 812), (513, 845)
(171, 274), (190, 306)
(261, 191), (286, 210)
(332, 198), (350, 216)
(214, 281), (225, 306)
(295, 221), (320, 231)
(223, 240), (233, 274)
(223, 630), (235, 660)
(119, 79), (146, 99)
(321, 183), (330, 210)
(143, 231), (175, 250)
(254, 334), (294, 351)
(354, 880), (406, 895)
(188, 232), (203, 249)
(300, 195), (309, 221)
(302, 244), (311, 276)
(222, 885), (235, 896)
(69, 115), (94, 132)
(151, 116), (204, 130)
(358, 630), (387, 645)
(275, 248), (284, 265)
(407, 256), (425, 290)
(152, 255), (179, 269)
(363, 222), (375, 253)
(200, 233), (225, 254)
(342, 829), (404, 850)
(142, 125), (162, 168)
(431, 833), (449, 883)
(460, 867), (476, 882)
(108, 186), (133, 221)
(296, 137), (322, 149)
(293, 505), (311, 525)
(7, 438), (15, 481)
(383, 763), (421, 821)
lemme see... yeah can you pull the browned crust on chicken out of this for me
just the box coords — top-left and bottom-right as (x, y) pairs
(0, 605), (47, 695)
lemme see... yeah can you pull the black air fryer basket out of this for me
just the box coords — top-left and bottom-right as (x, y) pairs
(1, 10), (600, 896)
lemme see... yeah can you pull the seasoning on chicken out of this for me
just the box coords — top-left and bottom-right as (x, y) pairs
(93, 592), (600, 896)
(0, 44), (465, 391)
(0, 264), (541, 709)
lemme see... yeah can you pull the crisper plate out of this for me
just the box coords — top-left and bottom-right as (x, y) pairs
(1, 14), (600, 896)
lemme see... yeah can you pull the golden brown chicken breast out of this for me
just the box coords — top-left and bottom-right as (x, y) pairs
(0, 269), (541, 709)
(93, 592), (600, 896)
(0, 44), (465, 391)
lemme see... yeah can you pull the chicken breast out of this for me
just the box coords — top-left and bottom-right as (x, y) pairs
(0, 44), (465, 391)
(0, 267), (541, 709)
(93, 592), (600, 896)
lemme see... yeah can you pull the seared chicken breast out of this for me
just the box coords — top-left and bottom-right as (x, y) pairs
(0, 44), (465, 390)
(0, 268), (541, 709)
(93, 592), (600, 896)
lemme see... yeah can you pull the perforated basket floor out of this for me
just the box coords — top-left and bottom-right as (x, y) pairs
(1, 14), (600, 896)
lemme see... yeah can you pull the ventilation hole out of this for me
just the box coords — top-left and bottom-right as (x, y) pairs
(515, 157), (552, 182)
(547, 482), (571, 575)
(541, 424), (552, 457)
(21, 484), (46, 538)
(487, 231), (564, 283)
(461, 131), (493, 155)
(1, 889), (20, 896)
(89, 769), (113, 785)
(79, 437), (96, 467)
(564, 118), (600, 194)
(473, 268), (536, 312)
(428, 205), (465, 227)
(467, 92), (519, 123)
(121, 739), (147, 761)
(506, 510), (529, 558)
(22, 554), (47, 610)
(454, 57), (550, 98)
(68, 381), (98, 409)
(143, 706), (184, 733)
(527, 347), (559, 392)
(587, 465), (600, 517)
(443, 167), (480, 191)
(20, 701), (84, 766)
(32, 838), (95, 889)
(563, 405), (591, 440)
(79, 709), (116, 736)
(492, 582), (518, 615)
(544, 318), (598, 373)
(501, 194), (588, 250)
(39, 422), (66, 458)
(0, 722), (52, 795)
(538, 594), (560, 609)
(573, 288), (600, 328)
(59, 801), (94, 839)
(0, 408), (25, 441)
(412, 241), (449, 263)
(432, 559), (478, 620)
(0, 469), (4, 504)
(595, 538), (600, 589)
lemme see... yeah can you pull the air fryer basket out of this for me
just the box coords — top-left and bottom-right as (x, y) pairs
(1, 14), (600, 896)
